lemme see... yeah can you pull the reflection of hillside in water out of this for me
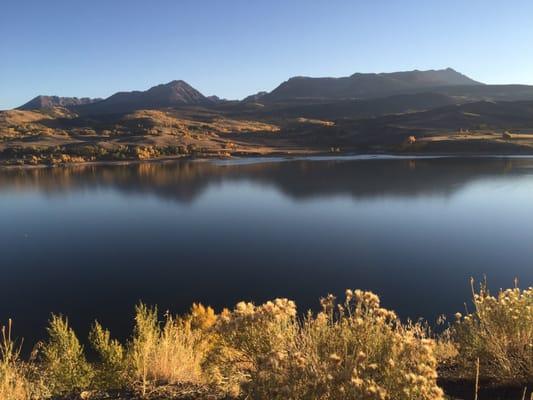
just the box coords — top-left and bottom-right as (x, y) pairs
(1, 157), (532, 202)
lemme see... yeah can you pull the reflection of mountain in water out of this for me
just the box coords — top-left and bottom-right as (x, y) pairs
(1, 157), (532, 203)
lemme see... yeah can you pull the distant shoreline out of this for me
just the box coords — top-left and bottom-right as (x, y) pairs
(3, 150), (533, 170)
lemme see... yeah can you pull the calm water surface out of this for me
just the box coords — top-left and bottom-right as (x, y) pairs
(1, 157), (533, 346)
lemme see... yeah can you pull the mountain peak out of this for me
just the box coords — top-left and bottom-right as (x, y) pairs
(164, 79), (189, 86)
(73, 80), (208, 114)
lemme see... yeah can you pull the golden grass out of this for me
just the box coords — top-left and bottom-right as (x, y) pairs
(0, 110), (51, 125)
(0, 320), (30, 400)
(128, 304), (211, 396)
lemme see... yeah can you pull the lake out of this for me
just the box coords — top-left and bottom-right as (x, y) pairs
(1, 156), (533, 347)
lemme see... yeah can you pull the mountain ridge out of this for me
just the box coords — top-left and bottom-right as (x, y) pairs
(15, 69), (533, 115)
(18, 95), (101, 110)
(262, 68), (482, 102)
(17, 68), (480, 111)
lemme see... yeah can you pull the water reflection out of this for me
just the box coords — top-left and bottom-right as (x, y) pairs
(0, 157), (532, 349)
(1, 157), (532, 202)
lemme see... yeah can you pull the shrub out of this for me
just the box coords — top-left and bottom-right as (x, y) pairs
(208, 293), (443, 400)
(4, 283), (533, 398)
(283, 292), (443, 400)
(189, 303), (217, 331)
(451, 281), (533, 384)
(40, 314), (93, 396)
(206, 298), (297, 396)
(89, 321), (127, 389)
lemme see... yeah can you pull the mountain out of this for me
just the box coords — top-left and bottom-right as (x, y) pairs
(75, 80), (209, 114)
(106, 80), (206, 106)
(262, 68), (482, 102)
(207, 95), (223, 103)
(243, 91), (268, 103)
(15, 69), (533, 120)
(18, 96), (100, 110)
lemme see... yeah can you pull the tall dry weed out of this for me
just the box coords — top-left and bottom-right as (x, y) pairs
(0, 320), (31, 400)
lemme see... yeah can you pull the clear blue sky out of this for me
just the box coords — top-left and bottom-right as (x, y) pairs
(1, 0), (533, 109)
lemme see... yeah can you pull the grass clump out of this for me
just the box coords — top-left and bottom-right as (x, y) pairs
(0, 320), (31, 400)
(451, 280), (533, 384)
(128, 303), (213, 396)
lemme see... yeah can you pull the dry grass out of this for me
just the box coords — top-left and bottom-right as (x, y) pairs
(0, 320), (31, 400)
(128, 304), (212, 396)
(0, 110), (51, 125)
(122, 110), (280, 136)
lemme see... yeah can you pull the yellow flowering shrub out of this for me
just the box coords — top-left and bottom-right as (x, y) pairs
(205, 298), (297, 396)
(452, 283), (533, 383)
(208, 291), (443, 400)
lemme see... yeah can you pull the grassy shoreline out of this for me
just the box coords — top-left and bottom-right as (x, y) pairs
(2, 282), (532, 400)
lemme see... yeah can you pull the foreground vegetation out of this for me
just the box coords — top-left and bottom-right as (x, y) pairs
(1, 282), (532, 400)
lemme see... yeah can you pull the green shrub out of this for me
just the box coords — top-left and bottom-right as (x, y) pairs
(89, 321), (127, 389)
(40, 314), (93, 395)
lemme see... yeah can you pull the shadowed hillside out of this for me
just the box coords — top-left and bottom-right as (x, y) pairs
(262, 68), (481, 101)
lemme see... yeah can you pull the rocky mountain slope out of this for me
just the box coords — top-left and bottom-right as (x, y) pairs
(19, 96), (100, 110)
